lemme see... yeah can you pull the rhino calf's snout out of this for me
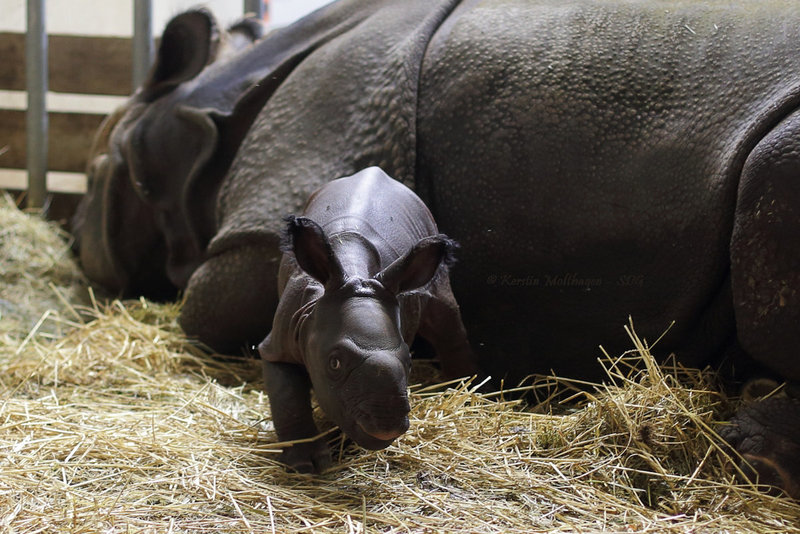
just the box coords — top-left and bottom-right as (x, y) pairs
(354, 393), (411, 444)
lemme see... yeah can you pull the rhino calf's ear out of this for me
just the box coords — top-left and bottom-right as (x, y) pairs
(284, 216), (345, 288)
(376, 235), (456, 294)
(142, 9), (219, 100)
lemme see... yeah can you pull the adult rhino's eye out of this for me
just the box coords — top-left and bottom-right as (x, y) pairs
(329, 356), (341, 370)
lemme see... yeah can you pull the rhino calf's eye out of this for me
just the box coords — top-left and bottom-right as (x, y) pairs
(330, 357), (341, 370)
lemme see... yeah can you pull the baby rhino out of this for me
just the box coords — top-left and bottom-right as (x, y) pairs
(258, 167), (477, 472)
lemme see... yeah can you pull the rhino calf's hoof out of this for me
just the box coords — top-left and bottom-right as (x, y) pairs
(280, 439), (332, 474)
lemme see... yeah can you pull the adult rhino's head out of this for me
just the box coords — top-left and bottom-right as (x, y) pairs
(72, 9), (263, 299)
(274, 216), (455, 450)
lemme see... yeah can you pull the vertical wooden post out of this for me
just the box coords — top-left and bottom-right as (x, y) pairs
(132, 0), (153, 90)
(25, 0), (48, 210)
(244, 0), (266, 20)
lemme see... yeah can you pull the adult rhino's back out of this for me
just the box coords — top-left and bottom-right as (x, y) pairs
(417, 0), (800, 382)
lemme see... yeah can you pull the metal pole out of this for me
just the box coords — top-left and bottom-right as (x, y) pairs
(25, 0), (47, 210)
(244, 0), (265, 20)
(132, 0), (153, 89)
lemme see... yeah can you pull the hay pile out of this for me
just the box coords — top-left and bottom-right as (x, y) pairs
(1, 200), (799, 532)
(0, 194), (87, 342)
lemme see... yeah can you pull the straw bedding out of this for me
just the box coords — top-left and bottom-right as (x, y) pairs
(1, 195), (799, 533)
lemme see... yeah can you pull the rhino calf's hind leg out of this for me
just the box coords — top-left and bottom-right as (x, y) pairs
(418, 277), (479, 381)
(727, 109), (800, 498)
(180, 243), (279, 354)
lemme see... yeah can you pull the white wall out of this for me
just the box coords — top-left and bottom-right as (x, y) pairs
(270, 0), (333, 27)
(1, 1), (240, 36)
(0, 0), (335, 36)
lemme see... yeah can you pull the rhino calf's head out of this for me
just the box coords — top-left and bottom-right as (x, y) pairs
(260, 215), (454, 450)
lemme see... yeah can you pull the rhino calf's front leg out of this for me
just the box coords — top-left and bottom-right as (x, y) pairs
(261, 361), (331, 473)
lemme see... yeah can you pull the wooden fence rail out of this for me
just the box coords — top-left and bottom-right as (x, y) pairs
(0, 33), (133, 95)
(1, 32), (131, 204)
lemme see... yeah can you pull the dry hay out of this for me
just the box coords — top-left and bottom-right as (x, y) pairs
(0, 193), (88, 342)
(1, 200), (799, 533)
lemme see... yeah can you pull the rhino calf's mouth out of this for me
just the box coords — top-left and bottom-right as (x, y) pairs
(356, 418), (410, 443)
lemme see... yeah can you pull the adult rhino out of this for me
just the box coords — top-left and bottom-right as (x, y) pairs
(74, 0), (800, 493)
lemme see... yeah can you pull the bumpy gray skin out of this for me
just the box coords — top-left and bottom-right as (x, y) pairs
(258, 167), (475, 472)
(74, 1), (800, 492)
(416, 0), (800, 388)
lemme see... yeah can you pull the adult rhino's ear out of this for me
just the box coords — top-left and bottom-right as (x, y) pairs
(376, 235), (457, 295)
(226, 17), (265, 48)
(284, 216), (346, 288)
(141, 9), (220, 101)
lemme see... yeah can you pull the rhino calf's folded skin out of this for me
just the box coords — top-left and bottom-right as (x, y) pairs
(258, 167), (477, 473)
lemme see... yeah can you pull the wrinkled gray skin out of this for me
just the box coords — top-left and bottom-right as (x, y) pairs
(71, 8), (268, 299)
(73, 0), (800, 493)
(258, 167), (475, 472)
